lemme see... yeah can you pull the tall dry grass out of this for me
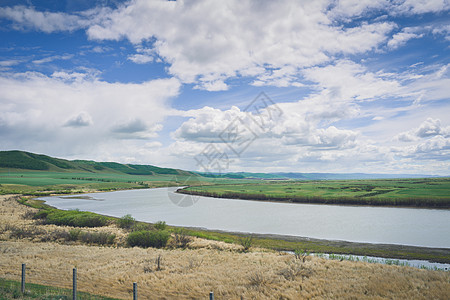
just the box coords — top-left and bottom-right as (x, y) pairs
(1, 195), (449, 299)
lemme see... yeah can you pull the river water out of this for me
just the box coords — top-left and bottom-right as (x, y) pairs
(38, 187), (450, 249)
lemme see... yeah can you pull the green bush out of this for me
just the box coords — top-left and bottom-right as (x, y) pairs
(154, 221), (167, 231)
(117, 214), (136, 229)
(79, 231), (116, 245)
(45, 210), (107, 227)
(131, 222), (152, 232)
(239, 236), (253, 252)
(127, 230), (170, 248)
(69, 229), (82, 241)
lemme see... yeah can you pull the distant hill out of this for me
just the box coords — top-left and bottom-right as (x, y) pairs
(273, 172), (442, 180)
(0, 150), (192, 176)
(195, 171), (442, 180)
(0, 150), (442, 180)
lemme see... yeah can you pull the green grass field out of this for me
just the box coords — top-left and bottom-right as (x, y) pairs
(182, 177), (450, 208)
(0, 170), (253, 195)
(0, 171), (187, 195)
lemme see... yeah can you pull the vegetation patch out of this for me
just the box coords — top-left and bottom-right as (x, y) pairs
(127, 230), (170, 248)
(43, 209), (108, 227)
(181, 178), (450, 208)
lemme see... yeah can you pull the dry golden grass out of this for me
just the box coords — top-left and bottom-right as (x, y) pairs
(1, 195), (449, 299)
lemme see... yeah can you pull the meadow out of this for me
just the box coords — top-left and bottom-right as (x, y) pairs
(0, 170), (202, 195)
(181, 177), (450, 208)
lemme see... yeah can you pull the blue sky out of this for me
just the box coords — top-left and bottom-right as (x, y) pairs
(0, 0), (449, 175)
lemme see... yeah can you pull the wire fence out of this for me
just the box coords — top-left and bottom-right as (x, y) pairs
(18, 263), (215, 300)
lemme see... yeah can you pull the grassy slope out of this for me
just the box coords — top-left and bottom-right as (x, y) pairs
(0, 150), (192, 175)
(181, 178), (450, 208)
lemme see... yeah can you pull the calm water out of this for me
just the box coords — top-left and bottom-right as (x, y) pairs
(39, 187), (450, 248)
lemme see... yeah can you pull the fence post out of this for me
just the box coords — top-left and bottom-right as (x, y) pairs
(73, 268), (77, 300)
(133, 282), (138, 300)
(210, 291), (214, 300)
(21, 263), (26, 293)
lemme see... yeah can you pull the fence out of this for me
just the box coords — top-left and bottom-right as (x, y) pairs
(19, 263), (215, 299)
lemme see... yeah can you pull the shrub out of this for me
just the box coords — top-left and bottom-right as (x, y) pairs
(45, 210), (107, 227)
(154, 221), (167, 231)
(248, 271), (268, 287)
(79, 231), (116, 245)
(41, 229), (70, 242)
(68, 229), (82, 241)
(239, 236), (253, 252)
(172, 228), (192, 249)
(131, 223), (152, 232)
(9, 225), (46, 239)
(117, 214), (136, 229)
(127, 230), (170, 248)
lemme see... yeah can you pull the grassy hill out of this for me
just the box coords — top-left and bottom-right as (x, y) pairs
(0, 150), (191, 176)
(0, 150), (200, 194)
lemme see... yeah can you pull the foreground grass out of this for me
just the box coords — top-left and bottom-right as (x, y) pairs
(0, 278), (118, 300)
(1, 241), (449, 300)
(181, 177), (450, 208)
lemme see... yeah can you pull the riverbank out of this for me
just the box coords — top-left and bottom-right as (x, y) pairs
(32, 190), (450, 264)
(1, 194), (449, 299)
(180, 227), (450, 264)
(178, 178), (450, 209)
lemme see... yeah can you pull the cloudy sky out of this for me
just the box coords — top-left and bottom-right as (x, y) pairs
(0, 0), (449, 175)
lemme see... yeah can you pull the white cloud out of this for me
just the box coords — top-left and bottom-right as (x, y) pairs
(32, 54), (74, 65)
(0, 71), (180, 157)
(127, 47), (156, 64)
(128, 54), (153, 64)
(84, 0), (394, 90)
(0, 5), (86, 32)
(396, 118), (450, 141)
(0, 59), (22, 67)
(301, 60), (400, 101)
(393, 0), (450, 15)
(432, 24), (450, 41)
(387, 27), (424, 49)
(329, 0), (389, 19)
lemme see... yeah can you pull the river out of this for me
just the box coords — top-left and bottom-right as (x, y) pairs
(38, 187), (450, 249)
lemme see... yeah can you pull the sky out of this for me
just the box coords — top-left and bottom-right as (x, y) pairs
(0, 0), (449, 175)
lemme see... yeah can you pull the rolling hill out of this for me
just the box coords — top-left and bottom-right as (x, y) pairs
(0, 150), (192, 176)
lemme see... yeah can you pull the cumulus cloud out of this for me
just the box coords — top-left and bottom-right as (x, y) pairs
(83, 0), (394, 90)
(395, 118), (450, 143)
(301, 60), (400, 101)
(1, 1), (447, 92)
(172, 94), (360, 162)
(0, 70), (180, 157)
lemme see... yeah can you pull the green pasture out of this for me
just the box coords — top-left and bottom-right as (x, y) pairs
(183, 177), (450, 207)
(0, 170), (247, 195)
